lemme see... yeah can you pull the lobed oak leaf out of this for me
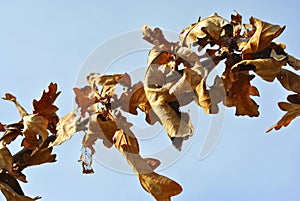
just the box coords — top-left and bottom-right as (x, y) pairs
(138, 173), (182, 201)
(2, 93), (28, 118)
(267, 95), (300, 132)
(277, 69), (300, 93)
(241, 17), (285, 56)
(142, 25), (176, 48)
(32, 83), (60, 134)
(223, 72), (259, 117)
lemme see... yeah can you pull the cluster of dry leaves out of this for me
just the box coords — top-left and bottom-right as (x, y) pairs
(1, 12), (300, 201)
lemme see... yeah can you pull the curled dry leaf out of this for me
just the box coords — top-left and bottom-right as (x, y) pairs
(180, 13), (229, 47)
(113, 129), (182, 200)
(22, 114), (48, 150)
(276, 69), (300, 93)
(119, 81), (159, 124)
(2, 93), (28, 117)
(73, 86), (100, 117)
(50, 111), (79, 147)
(231, 57), (287, 82)
(0, 172), (40, 201)
(267, 94), (300, 132)
(87, 72), (131, 100)
(0, 123), (23, 146)
(231, 11), (242, 37)
(287, 54), (300, 70)
(241, 17), (285, 56)
(0, 145), (13, 173)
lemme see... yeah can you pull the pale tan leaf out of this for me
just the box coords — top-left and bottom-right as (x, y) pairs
(50, 111), (79, 147)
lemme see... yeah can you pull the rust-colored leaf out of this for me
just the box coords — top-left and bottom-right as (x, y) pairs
(32, 83), (60, 134)
(22, 114), (48, 150)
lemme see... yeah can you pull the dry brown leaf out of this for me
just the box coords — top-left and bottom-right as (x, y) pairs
(180, 13), (229, 47)
(223, 73), (259, 117)
(0, 145), (13, 173)
(287, 54), (300, 70)
(277, 69), (300, 93)
(0, 171), (40, 201)
(138, 173), (182, 201)
(2, 93), (28, 117)
(87, 73), (131, 100)
(231, 11), (242, 37)
(231, 57), (287, 82)
(196, 77), (225, 114)
(144, 158), (161, 170)
(0, 123), (23, 146)
(32, 83), (60, 134)
(119, 82), (159, 124)
(22, 114), (48, 150)
(73, 86), (100, 117)
(142, 25), (176, 48)
(267, 95), (300, 132)
(82, 111), (118, 150)
(241, 17), (285, 55)
(50, 111), (79, 147)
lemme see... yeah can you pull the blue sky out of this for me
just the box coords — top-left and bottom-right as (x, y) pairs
(1, 1), (300, 201)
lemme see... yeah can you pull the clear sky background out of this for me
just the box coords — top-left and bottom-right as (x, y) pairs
(1, 1), (300, 201)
